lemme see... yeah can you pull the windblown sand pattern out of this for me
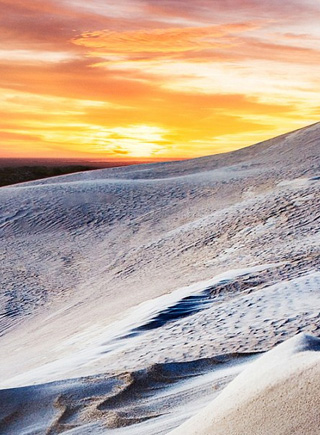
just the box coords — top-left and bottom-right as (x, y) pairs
(0, 123), (319, 433)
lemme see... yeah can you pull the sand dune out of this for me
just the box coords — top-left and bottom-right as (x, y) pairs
(170, 334), (320, 435)
(0, 123), (319, 433)
(0, 353), (257, 435)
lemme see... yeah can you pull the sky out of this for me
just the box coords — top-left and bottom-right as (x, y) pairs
(1, 0), (320, 160)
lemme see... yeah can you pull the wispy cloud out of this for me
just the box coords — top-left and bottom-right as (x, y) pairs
(72, 22), (258, 55)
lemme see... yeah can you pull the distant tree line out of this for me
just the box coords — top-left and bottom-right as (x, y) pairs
(0, 165), (99, 187)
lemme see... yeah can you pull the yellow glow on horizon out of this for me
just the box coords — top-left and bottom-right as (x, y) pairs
(37, 124), (168, 157)
(1, 1), (320, 160)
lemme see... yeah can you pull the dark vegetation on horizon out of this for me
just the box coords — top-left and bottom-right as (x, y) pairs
(0, 165), (103, 187)
(0, 159), (138, 187)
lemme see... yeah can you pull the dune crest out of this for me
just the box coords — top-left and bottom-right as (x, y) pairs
(170, 333), (320, 435)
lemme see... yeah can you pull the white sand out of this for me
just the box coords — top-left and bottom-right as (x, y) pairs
(0, 123), (319, 433)
(170, 334), (320, 435)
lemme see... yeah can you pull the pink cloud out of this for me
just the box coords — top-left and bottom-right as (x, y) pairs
(72, 22), (259, 56)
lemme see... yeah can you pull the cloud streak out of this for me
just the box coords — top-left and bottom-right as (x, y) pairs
(72, 22), (258, 55)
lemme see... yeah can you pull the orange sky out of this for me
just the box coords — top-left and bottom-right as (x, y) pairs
(1, 0), (320, 160)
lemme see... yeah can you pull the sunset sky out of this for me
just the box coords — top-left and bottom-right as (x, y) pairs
(1, 0), (320, 160)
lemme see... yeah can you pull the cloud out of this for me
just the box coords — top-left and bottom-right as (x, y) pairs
(0, 131), (42, 142)
(142, 0), (320, 23)
(72, 22), (258, 56)
(235, 38), (320, 64)
(0, 0), (148, 52)
(1, 0), (320, 159)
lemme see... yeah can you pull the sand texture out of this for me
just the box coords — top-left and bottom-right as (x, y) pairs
(170, 334), (320, 435)
(0, 123), (319, 433)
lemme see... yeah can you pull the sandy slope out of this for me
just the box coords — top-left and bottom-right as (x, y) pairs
(170, 334), (320, 435)
(0, 353), (257, 434)
(0, 123), (319, 433)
